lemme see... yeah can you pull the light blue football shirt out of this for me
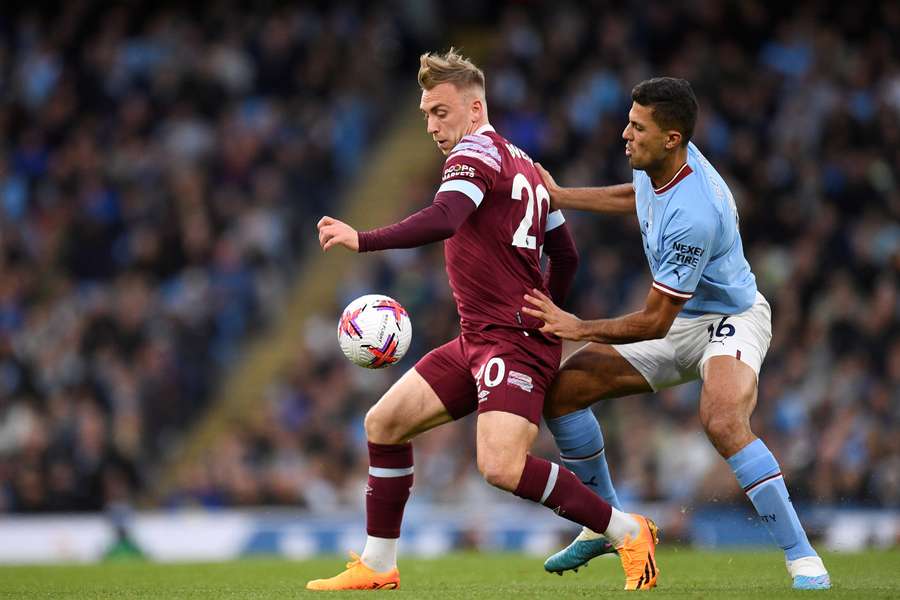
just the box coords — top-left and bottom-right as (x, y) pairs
(633, 142), (757, 317)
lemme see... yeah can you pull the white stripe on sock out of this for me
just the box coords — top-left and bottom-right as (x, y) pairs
(369, 466), (414, 478)
(746, 475), (783, 499)
(560, 448), (605, 463)
(540, 462), (560, 504)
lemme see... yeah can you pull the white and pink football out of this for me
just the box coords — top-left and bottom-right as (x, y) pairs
(337, 294), (412, 369)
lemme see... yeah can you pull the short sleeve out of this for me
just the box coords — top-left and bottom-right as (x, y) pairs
(436, 133), (501, 208)
(651, 210), (715, 301)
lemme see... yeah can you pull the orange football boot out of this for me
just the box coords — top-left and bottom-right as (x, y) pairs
(617, 514), (660, 590)
(306, 552), (400, 591)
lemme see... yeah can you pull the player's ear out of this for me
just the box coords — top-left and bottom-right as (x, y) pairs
(470, 97), (483, 122)
(666, 130), (682, 150)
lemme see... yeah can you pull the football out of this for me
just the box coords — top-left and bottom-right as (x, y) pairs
(337, 294), (412, 368)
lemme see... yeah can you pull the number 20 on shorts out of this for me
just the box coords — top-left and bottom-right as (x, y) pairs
(476, 357), (506, 388)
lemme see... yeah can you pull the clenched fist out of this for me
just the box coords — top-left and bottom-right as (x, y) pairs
(317, 216), (359, 252)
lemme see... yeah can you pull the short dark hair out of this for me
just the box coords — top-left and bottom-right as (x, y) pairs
(631, 77), (698, 146)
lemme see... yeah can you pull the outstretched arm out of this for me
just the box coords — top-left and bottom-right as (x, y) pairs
(522, 286), (684, 344)
(318, 135), (500, 254)
(536, 163), (635, 214)
(317, 191), (477, 253)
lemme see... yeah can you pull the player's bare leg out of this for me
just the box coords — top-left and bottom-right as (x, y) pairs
(365, 367), (455, 444)
(476, 410), (658, 590)
(545, 343), (651, 419)
(475, 411), (538, 490)
(702, 356), (830, 590)
(542, 343), (653, 575)
(307, 368), (452, 591)
(698, 356), (757, 457)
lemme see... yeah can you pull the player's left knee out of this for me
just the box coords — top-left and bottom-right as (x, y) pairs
(477, 453), (524, 492)
(701, 412), (744, 442)
(542, 368), (599, 419)
(700, 405), (754, 457)
(364, 404), (405, 444)
(542, 391), (582, 420)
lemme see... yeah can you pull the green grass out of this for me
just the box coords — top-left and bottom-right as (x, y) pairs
(0, 550), (897, 599)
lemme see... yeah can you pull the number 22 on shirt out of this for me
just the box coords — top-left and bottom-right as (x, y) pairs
(510, 172), (549, 250)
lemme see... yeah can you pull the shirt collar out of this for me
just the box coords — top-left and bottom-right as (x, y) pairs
(653, 162), (693, 195)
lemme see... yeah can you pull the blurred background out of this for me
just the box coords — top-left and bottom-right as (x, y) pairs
(0, 0), (897, 563)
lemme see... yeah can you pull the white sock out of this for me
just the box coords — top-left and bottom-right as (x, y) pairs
(576, 526), (604, 541)
(360, 535), (398, 572)
(786, 555), (828, 578)
(602, 509), (641, 548)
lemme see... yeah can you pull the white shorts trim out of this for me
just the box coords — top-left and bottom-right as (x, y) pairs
(614, 292), (772, 392)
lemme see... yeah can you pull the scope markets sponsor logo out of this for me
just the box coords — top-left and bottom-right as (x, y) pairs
(442, 163), (476, 181)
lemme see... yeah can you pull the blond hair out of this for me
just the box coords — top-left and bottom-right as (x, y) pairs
(418, 48), (485, 92)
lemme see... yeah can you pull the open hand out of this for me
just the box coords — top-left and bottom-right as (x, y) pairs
(522, 288), (584, 340)
(317, 216), (359, 252)
(534, 163), (560, 210)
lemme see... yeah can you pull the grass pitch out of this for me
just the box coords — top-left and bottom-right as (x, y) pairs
(1, 549), (897, 599)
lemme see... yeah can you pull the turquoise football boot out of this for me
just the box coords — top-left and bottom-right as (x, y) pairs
(544, 528), (618, 574)
(792, 574), (831, 590)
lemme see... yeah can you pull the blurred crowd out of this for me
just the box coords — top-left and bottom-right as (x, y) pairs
(1, 1), (898, 516)
(485, 0), (900, 510)
(184, 0), (899, 515)
(0, 1), (429, 512)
